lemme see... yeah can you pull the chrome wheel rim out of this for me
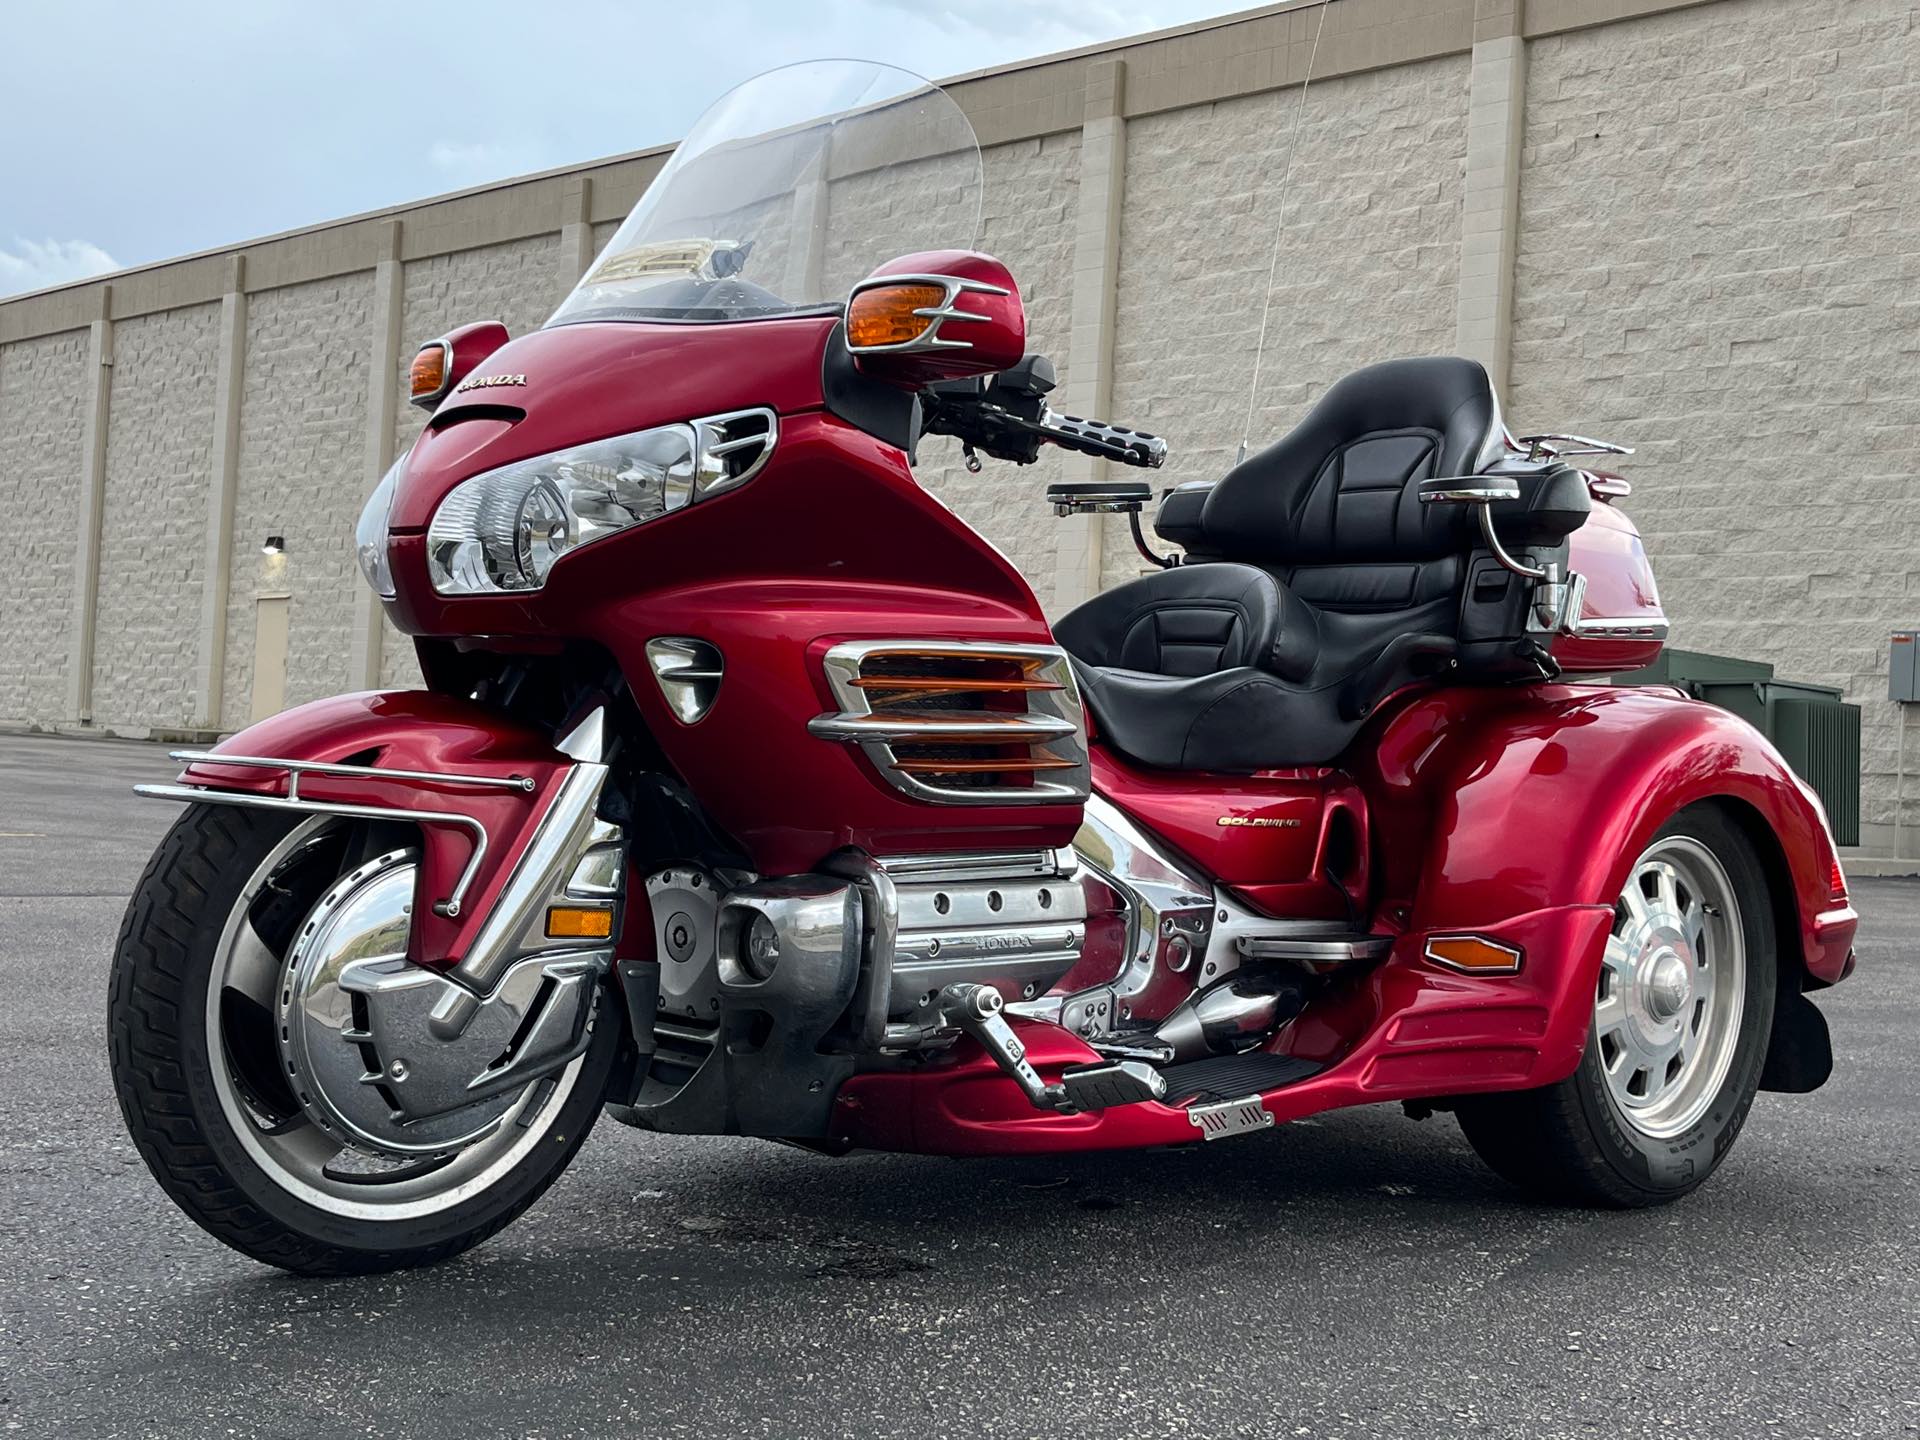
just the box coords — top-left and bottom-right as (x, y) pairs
(204, 817), (591, 1222)
(1594, 835), (1745, 1139)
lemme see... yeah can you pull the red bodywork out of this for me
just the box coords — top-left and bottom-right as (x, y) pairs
(180, 692), (576, 970)
(198, 262), (1855, 1154)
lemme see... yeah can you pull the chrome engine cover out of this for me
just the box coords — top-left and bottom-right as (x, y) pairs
(884, 852), (1087, 1018)
(278, 848), (608, 1156)
(823, 851), (1089, 1049)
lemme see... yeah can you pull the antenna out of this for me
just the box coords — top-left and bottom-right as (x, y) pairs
(1238, 0), (1332, 465)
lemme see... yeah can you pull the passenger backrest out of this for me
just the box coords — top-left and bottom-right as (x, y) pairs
(1180, 357), (1506, 597)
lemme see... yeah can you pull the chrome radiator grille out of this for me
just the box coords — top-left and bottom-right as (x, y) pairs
(807, 640), (1090, 806)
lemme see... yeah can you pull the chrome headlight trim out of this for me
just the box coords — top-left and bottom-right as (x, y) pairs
(423, 409), (778, 596)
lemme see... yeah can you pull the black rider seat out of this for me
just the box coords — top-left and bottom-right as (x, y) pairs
(1055, 356), (1587, 771)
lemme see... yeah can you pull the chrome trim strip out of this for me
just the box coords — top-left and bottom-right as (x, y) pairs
(1516, 431), (1635, 461)
(132, 782), (491, 918)
(165, 749), (535, 795)
(806, 713), (1079, 743)
(1237, 933), (1394, 965)
(1572, 616), (1671, 641)
(1422, 935), (1524, 975)
(409, 336), (454, 410)
(645, 637), (725, 725)
(691, 407), (778, 498)
(1187, 1095), (1275, 1141)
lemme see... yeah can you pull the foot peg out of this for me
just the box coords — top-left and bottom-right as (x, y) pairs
(1058, 1059), (1166, 1111)
(937, 983), (1166, 1114)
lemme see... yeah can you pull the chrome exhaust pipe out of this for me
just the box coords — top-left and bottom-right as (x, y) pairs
(1151, 971), (1305, 1064)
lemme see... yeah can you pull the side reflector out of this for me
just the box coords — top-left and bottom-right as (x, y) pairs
(846, 282), (946, 349)
(546, 905), (613, 940)
(1423, 935), (1523, 974)
(409, 341), (450, 408)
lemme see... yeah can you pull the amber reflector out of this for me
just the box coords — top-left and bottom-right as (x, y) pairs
(846, 283), (947, 349)
(409, 342), (449, 403)
(1424, 935), (1523, 974)
(546, 906), (613, 940)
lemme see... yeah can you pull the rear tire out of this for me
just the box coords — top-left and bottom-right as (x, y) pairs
(1456, 804), (1776, 1207)
(109, 804), (620, 1275)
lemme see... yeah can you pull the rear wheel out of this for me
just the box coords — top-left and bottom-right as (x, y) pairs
(109, 805), (619, 1275)
(1456, 805), (1776, 1207)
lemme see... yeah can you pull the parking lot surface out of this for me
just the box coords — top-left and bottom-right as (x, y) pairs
(1, 733), (1914, 1439)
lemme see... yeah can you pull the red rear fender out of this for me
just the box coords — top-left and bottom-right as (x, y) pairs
(1362, 684), (1854, 986)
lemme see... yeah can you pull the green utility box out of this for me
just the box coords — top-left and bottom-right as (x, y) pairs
(1613, 650), (1861, 846)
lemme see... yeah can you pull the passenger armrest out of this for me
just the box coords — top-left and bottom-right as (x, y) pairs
(1153, 481), (1214, 550)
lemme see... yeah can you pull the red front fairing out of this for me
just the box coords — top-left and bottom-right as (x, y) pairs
(385, 318), (1076, 874)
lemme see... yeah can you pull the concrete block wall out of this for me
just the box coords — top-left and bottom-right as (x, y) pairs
(0, 331), (88, 722)
(1, 0), (1914, 852)
(93, 303), (220, 728)
(222, 275), (375, 727)
(1507, 0), (1920, 849)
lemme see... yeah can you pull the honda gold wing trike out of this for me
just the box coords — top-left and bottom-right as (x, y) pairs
(111, 61), (1857, 1275)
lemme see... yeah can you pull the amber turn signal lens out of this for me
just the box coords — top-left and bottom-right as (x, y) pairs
(846, 283), (947, 349)
(545, 906), (613, 940)
(409, 342), (449, 403)
(1423, 934), (1523, 974)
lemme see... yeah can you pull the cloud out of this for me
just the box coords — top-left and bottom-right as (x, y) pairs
(0, 237), (120, 297)
(427, 140), (544, 186)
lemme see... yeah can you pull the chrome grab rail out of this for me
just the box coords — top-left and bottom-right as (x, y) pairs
(164, 749), (535, 798)
(132, 749), (536, 919)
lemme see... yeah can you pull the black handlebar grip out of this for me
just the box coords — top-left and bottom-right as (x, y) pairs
(1041, 411), (1169, 469)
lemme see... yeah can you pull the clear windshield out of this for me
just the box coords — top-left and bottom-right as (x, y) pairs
(548, 60), (983, 327)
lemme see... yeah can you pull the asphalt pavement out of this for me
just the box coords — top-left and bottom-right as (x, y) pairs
(1, 732), (1914, 1440)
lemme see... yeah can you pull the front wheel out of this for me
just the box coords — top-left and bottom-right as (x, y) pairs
(1456, 804), (1777, 1207)
(109, 805), (620, 1275)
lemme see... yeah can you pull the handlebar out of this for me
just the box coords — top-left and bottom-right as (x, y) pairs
(920, 380), (1169, 471)
(1034, 410), (1168, 469)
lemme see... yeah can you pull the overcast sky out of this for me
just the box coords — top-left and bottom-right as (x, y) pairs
(0, 0), (1244, 298)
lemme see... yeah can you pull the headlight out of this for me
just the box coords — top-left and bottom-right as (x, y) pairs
(418, 409), (777, 596)
(356, 450), (407, 599)
(426, 424), (697, 595)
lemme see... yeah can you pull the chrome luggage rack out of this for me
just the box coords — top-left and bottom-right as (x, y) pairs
(133, 751), (537, 918)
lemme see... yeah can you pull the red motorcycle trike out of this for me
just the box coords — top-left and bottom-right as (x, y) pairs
(112, 62), (1856, 1275)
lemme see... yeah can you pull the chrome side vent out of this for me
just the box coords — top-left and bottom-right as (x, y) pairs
(693, 407), (778, 497)
(645, 637), (724, 724)
(808, 640), (1090, 806)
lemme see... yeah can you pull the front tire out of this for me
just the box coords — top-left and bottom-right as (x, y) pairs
(1456, 804), (1776, 1207)
(109, 804), (620, 1275)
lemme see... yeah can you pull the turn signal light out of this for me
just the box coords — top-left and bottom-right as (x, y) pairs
(545, 905), (613, 940)
(409, 342), (450, 407)
(1423, 934), (1523, 974)
(846, 282), (946, 349)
